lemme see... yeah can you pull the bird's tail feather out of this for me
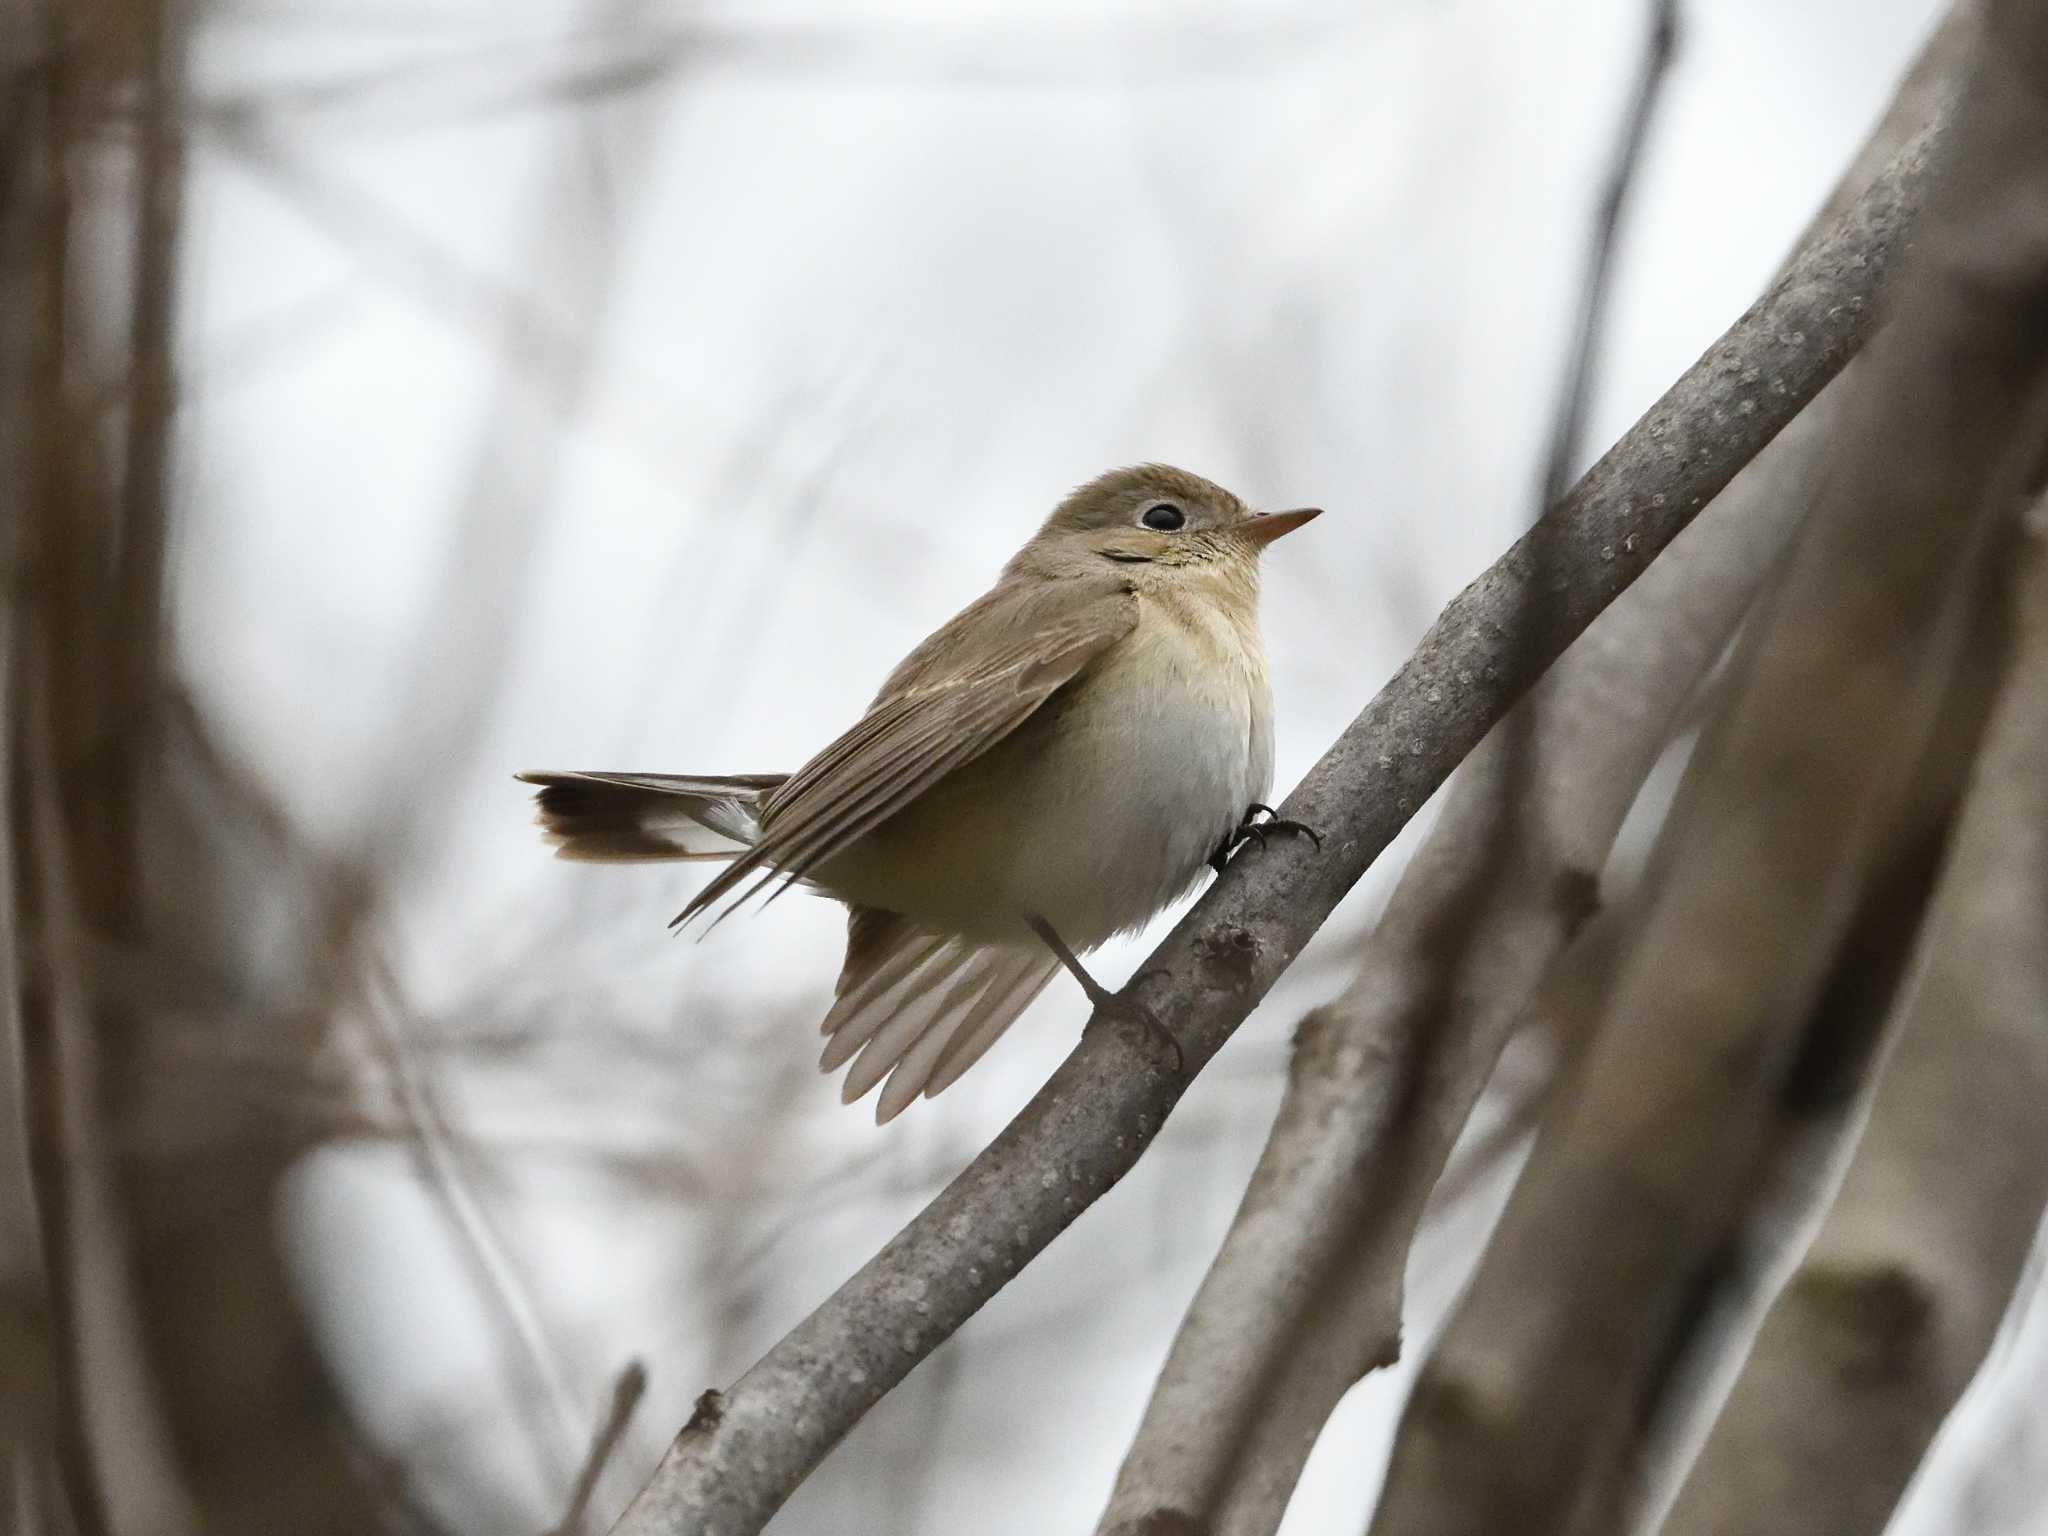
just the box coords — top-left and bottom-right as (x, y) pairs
(516, 770), (786, 862)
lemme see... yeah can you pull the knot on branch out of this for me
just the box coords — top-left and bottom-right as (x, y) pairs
(1791, 1262), (1936, 1385)
(1550, 864), (1602, 938)
(684, 1388), (726, 1437)
(1289, 1002), (1348, 1078)
(1192, 923), (1261, 992)
(1361, 1326), (1403, 1374)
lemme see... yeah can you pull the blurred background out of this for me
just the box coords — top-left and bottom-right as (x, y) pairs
(15, 1), (2044, 1533)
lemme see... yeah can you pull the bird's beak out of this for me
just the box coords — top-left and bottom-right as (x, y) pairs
(1238, 507), (1323, 548)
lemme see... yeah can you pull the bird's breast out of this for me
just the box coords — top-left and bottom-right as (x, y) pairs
(816, 593), (1274, 948)
(976, 594), (1273, 944)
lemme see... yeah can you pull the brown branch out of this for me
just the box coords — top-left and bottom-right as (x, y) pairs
(7, 15), (128, 1534)
(9, 6), (404, 1533)
(1656, 503), (2048, 1536)
(12, 641), (117, 1536)
(1365, 4), (2048, 1530)
(1591, 640), (1990, 1535)
(606, 115), (1943, 1536)
(108, 0), (185, 862)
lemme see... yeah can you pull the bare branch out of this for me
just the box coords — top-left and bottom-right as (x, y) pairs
(1610, 634), (1990, 1534)
(1657, 504), (2048, 1536)
(1366, 4), (2048, 1529)
(606, 114), (1944, 1536)
(1095, 11), (1972, 1532)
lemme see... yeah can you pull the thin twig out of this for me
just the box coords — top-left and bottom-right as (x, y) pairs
(1538, 0), (1680, 514)
(552, 1361), (649, 1536)
(607, 118), (1943, 1536)
(109, 0), (187, 857)
(360, 964), (586, 1487)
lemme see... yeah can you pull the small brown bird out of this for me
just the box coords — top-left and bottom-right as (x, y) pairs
(520, 465), (1320, 1121)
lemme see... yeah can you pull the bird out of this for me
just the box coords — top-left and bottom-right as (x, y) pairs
(519, 464), (1321, 1122)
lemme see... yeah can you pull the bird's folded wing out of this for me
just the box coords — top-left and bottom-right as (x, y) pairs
(673, 573), (1139, 928)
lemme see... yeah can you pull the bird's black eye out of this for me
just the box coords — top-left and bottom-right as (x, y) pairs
(1141, 502), (1186, 531)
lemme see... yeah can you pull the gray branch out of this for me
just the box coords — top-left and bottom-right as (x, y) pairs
(606, 104), (1943, 1536)
(1365, 3), (2048, 1530)
(1093, 13), (1971, 1531)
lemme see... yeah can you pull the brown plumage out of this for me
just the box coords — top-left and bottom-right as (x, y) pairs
(519, 464), (1320, 1120)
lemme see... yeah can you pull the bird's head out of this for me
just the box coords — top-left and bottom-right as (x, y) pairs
(1012, 464), (1320, 579)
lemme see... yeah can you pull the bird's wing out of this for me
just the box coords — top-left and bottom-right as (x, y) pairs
(673, 573), (1139, 928)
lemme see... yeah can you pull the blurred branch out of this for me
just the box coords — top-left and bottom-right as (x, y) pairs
(360, 966), (584, 1484)
(552, 1361), (648, 1536)
(1366, 3), (2048, 1529)
(6, 5), (401, 1532)
(1657, 500), (2048, 1535)
(607, 104), (1943, 1536)
(7, 13), (139, 1534)
(1537, 0), (1678, 513)
(1601, 627), (1990, 1534)
(1096, 11), (1968, 1533)
(111, 0), (185, 800)
(12, 648), (117, 1536)
(190, 6), (1381, 136)
(283, 0), (671, 1506)
(1791, 0), (1980, 251)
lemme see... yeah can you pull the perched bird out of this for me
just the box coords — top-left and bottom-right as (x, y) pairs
(520, 464), (1320, 1121)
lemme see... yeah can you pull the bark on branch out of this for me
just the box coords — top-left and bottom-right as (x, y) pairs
(1657, 504), (2048, 1536)
(1365, 4), (2048, 1530)
(608, 108), (1943, 1536)
(1094, 14), (1971, 1530)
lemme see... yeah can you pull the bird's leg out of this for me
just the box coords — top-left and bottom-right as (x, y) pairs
(1209, 801), (1324, 874)
(1025, 914), (1183, 1072)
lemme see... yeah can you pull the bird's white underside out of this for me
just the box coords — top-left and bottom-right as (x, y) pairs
(813, 589), (1275, 949)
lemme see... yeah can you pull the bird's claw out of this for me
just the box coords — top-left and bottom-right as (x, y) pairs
(1210, 802), (1323, 873)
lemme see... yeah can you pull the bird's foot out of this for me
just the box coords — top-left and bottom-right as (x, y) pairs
(1209, 801), (1323, 874)
(1083, 987), (1184, 1073)
(1089, 987), (1187, 1073)
(1026, 915), (1184, 1071)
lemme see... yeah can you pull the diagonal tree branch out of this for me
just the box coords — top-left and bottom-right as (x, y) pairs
(606, 114), (1944, 1536)
(1364, 4), (2048, 1529)
(1656, 498), (2048, 1536)
(1095, 10), (1970, 1533)
(1587, 615), (1992, 1536)
(1612, 557), (2005, 1534)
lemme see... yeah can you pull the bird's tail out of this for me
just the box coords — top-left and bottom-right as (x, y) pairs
(515, 770), (787, 862)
